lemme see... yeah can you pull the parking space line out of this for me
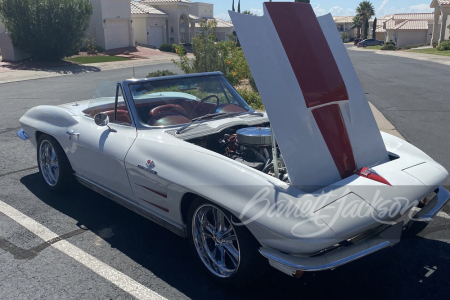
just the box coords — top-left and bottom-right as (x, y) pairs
(0, 200), (167, 300)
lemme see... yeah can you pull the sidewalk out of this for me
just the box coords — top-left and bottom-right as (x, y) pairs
(0, 48), (187, 84)
(348, 45), (450, 66)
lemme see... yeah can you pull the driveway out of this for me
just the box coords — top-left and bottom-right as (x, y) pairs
(0, 54), (449, 299)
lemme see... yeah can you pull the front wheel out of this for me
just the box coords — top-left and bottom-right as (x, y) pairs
(187, 198), (267, 287)
(37, 134), (75, 193)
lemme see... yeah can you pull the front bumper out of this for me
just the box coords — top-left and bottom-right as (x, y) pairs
(260, 186), (450, 277)
(17, 129), (30, 140)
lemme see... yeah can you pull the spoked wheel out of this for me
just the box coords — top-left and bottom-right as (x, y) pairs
(192, 204), (241, 278)
(187, 198), (268, 287)
(37, 134), (75, 193)
(39, 140), (59, 186)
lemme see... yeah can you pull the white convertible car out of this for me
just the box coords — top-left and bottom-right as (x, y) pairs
(17, 3), (450, 286)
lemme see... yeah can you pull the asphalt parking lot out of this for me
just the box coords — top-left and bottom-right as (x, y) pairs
(1, 53), (450, 299)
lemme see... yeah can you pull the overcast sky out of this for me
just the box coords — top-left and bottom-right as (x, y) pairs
(211, 1), (434, 20)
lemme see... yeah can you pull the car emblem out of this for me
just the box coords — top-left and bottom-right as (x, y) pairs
(146, 160), (155, 167)
(360, 168), (371, 177)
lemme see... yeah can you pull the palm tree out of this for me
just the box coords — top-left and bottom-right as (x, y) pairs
(242, 10), (256, 15)
(356, 1), (375, 40)
(351, 15), (363, 38)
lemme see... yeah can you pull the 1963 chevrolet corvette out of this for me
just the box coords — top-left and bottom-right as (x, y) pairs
(17, 3), (450, 285)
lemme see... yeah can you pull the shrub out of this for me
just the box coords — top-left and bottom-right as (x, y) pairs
(248, 72), (258, 92)
(0, 0), (93, 60)
(236, 89), (264, 110)
(381, 44), (397, 51)
(173, 19), (250, 87)
(146, 70), (177, 78)
(437, 41), (450, 51)
(160, 44), (174, 52)
(95, 45), (105, 53)
(386, 41), (396, 45)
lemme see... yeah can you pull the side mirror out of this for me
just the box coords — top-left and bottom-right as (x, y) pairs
(94, 113), (117, 132)
(94, 113), (109, 126)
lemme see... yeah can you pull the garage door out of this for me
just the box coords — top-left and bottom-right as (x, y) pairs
(105, 20), (129, 50)
(147, 27), (164, 48)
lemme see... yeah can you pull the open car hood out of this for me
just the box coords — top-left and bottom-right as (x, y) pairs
(230, 3), (389, 192)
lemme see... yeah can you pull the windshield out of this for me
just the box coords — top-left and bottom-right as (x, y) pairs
(129, 75), (252, 127)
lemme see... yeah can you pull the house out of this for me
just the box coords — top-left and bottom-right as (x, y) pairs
(131, 0), (234, 48)
(88, 0), (135, 50)
(382, 13), (438, 47)
(430, 0), (450, 45)
(333, 16), (374, 39)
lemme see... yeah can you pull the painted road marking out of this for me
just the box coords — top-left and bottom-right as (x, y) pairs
(0, 200), (167, 300)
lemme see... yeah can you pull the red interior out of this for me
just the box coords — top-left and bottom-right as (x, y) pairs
(83, 99), (245, 126)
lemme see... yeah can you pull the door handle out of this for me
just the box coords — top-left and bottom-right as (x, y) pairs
(66, 130), (80, 140)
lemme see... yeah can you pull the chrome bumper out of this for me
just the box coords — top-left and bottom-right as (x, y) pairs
(260, 186), (450, 277)
(17, 129), (30, 140)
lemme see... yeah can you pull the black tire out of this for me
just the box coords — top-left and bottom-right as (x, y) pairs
(37, 134), (75, 193)
(380, 42), (384, 46)
(186, 197), (268, 288)
(363, 44), (367, 47)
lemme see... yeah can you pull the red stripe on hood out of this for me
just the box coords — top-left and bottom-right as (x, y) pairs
(266, 2), (357, 178)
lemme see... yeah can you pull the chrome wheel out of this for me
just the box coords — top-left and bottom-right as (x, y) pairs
(39, 140), (59, 186)
(192, 204), (240, 278)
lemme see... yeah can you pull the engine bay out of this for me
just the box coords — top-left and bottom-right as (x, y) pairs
(186, 123), (290, 183)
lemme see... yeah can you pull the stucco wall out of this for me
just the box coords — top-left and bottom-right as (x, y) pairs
(132, 17), (147, 45)
(396, 30), (428, 47)
(101, 0), (131, 19)
(152, 4), (191, 44)
(190, 2), (213, 19)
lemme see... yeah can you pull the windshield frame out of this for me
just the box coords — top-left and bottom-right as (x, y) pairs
(124, 72), (255, 129)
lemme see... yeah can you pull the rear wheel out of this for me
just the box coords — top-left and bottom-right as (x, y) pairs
(37, 134), (75, 193)
(187, 198), (267, 287)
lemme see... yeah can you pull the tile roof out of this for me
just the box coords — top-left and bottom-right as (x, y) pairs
(384, 19), (396, 29)
(131, 2), (167, 15)
(393, 20), (429, 30)
(141, 0), (193, 3)
(375, 25), (385, 33)
(393, 13), (434, 20)
(435, 0), (450, 5)
(195, 18), (233, 28)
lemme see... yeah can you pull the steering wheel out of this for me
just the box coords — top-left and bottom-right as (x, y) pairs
(189, 95), (220, 119)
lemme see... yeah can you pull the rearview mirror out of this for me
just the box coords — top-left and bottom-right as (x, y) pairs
(94, 113), (109, 126)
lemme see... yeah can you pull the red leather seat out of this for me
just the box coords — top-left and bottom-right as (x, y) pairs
(103, 110), (132, 124)
(149, 104), (187, 118)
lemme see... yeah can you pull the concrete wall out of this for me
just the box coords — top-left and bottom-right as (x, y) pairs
(0, 33), (31, 61)
(396, 30), (428, 47)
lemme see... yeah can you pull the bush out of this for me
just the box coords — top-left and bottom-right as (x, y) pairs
(236, 89), (264, 110)
(160, 43), (186, 54)
(248, 72), (258, 92)
(95, 45), (105, 53)
(160, 44), (174, 52)
(437, 41), (450, 51)
(173, 19), (250, 86)
(0, 0), (93, 60)
(381, 44), (397, 51)
(146, 70), (177, 78)
(386, 41), (396, 45)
